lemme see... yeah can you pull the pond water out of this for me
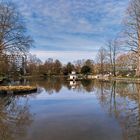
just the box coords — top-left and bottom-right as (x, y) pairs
(0, 78), (140, 140)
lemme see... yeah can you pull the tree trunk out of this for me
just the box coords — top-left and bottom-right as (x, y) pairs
(136, 54), (140, 77)
(136, 33), (140, 77)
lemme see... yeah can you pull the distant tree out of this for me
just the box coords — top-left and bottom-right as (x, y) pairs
(53, 59), (62, 75)
(106, 39), (119, 76)
(116, 52), (137, 76)
(44, 58), (54, 75)
(84, 59), (94, 73)
(62, 66), (68, 75)
(81, 65), (92, 75)
(66, 62), (75, 74)
(96, 47), (108, 75)
(26, 54), (42, 75)
(74, 59), (84, 73)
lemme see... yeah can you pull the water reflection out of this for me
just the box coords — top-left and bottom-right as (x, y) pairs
(0, 78), (140, 140)
(27, 78), (140, 140)
(31, 78), (140, 139)
(0, 95), (34, 140)
(94, 81), (140, 140)
(81, 80), (94, 92)
(69, 81), (77, 89)
(40, 79), (140, 140)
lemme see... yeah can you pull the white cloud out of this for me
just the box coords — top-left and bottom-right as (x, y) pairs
(14, 0), (129, 34)
(12, 0), (130, 62)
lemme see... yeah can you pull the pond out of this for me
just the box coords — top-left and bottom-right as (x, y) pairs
(0, 78), (140, 140)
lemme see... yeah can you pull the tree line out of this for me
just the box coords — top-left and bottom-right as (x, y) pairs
(26, 57), (94, 76)
(25, 53), (136, 77)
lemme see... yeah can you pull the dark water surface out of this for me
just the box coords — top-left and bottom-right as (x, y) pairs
(0, 78), (140, 140)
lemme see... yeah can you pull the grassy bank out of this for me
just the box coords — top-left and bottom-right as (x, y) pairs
(110, 77), (140, 82)
(0, 86), (37, 94)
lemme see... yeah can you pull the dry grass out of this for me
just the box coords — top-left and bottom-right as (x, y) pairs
(0, 86), (37, 92)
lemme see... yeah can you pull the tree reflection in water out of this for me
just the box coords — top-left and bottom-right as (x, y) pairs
(0, 95), (34, 140)
(39, 78), (140, 140)
(29, 77), (63, 95)
(81, 80), (94, 92)
(4, 78), (140, 140)
(94, 81), (140, 140)
(36, 78), (140, 140)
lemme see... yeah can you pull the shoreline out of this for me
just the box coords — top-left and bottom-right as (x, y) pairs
(93, 76), (140, 83)
(2, 75), (140, 83)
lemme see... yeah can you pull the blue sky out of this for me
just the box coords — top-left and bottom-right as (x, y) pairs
(12, 0), (129, 63)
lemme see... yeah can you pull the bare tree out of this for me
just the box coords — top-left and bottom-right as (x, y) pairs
(0, 1), (33, 56)
(116, 52), (137, 76)
(96, 47), (108, 75)
(124, 0), (140, 76)
(106, 39), (119, 76)
(26, 54), (42, 75)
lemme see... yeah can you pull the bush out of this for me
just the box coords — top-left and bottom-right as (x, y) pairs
(81, 65), (92, 75)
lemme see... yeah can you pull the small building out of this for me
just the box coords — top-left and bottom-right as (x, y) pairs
(69, 71), (77, 81)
